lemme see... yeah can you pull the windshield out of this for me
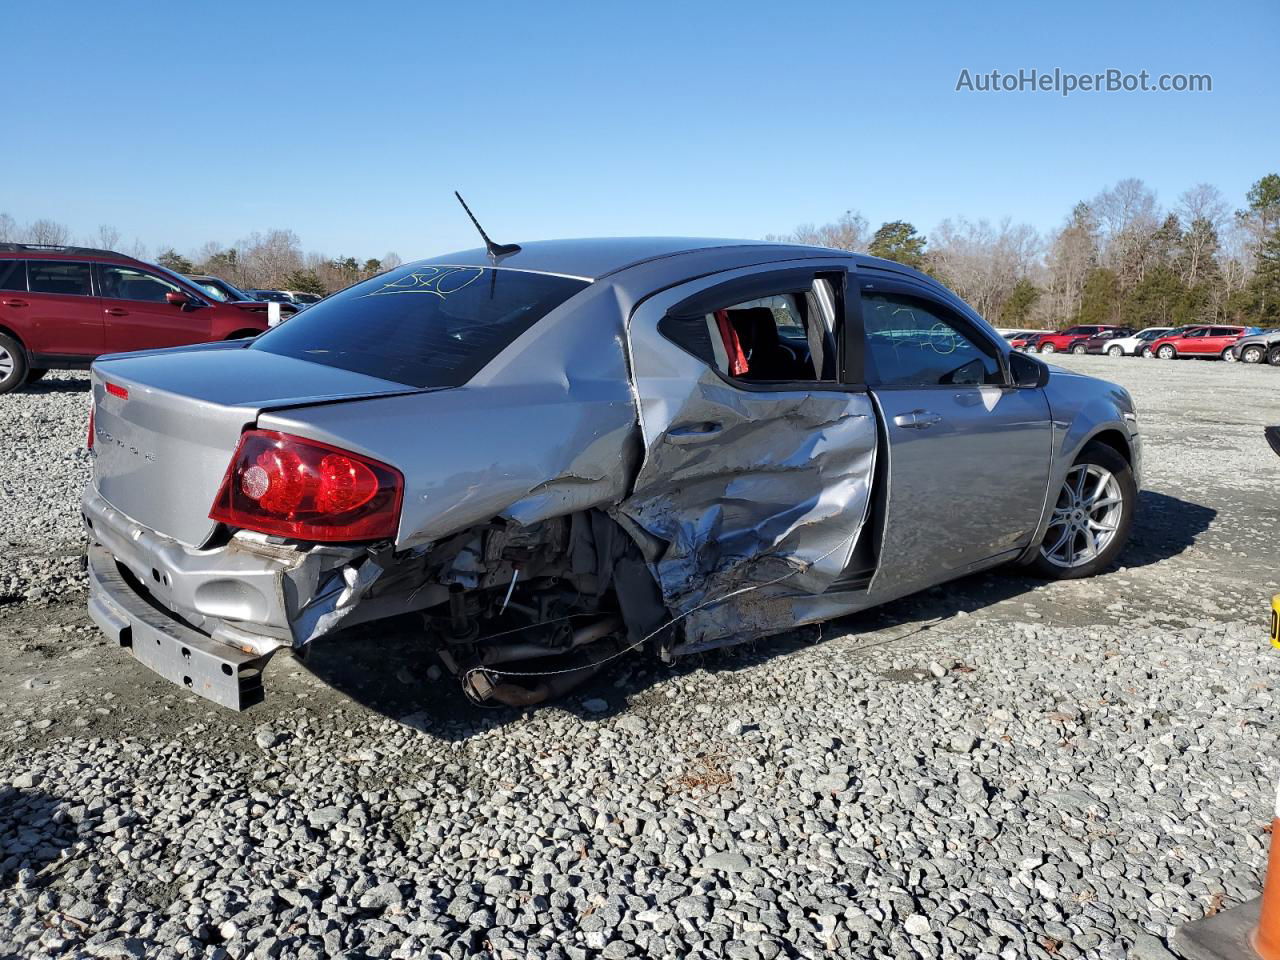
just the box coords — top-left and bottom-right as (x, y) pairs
(250, 264), (589, 388)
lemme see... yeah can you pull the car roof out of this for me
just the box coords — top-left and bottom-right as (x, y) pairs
(416, 236), (942, 282)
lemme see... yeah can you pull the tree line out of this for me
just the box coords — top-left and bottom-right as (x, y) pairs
(767, 173), (1280, 329)
(0, 215), (400, 295)
(5, 172), (1278, 323)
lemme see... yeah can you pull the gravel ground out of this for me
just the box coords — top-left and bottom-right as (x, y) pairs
(1, 356), (1278, 960)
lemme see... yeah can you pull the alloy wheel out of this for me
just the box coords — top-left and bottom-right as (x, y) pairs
(1158, 345), (1176, 359)
(1040, 464), (1124, 569)
(1040, 343), (1056, 354)
(1242, 345), (1264, 363)
(1107, 345), (1123, 357)
(0, 345), (13, 381)
(1223, 348), (1237, 362)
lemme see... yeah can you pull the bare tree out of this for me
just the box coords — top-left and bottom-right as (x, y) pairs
(767, 210), (870, 252)
(239, 229), (304, 288)
(1043, 203), (1099, 324)
(94, 224), (122, 251)
(0, 213), (16, 242)
(381, 251), (403, 271)
(929, 217), (1042, 321)
(25, 218), (72, 246)
(1177, 183), (1229, 229)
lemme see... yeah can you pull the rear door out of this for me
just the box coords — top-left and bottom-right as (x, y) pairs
(97, 263), (213, 351)
(23, 259), (103, 357)
(859, 272), (1051, 593)
(1207, 326), (1241, 355)
(620, 261), (878, 617)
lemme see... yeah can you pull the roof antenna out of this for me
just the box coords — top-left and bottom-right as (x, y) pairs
(454, 192), (521, 261)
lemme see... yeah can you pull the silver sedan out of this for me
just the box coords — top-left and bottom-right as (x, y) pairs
(83, 238), (1141, 709)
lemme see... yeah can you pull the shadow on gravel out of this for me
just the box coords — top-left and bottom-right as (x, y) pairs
(296, 491), (1216, 738)
(0, 786), (77, 889)
(1118, 490), (1216, 568)
(21, 376), (90, 394)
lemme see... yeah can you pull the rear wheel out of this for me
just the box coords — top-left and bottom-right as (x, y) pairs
(1157, 344), (1177, 359)
(1039, 342), (1057, 354)
(0, 334), (29, 395)
(1221, 347), (1237, 362)
(1070, 343), (1087, 354)
(1242, 344), (1265, 364)
(1269, 346), (1280, 367)
(1107, 345), (1124, 357)
(1031, 442), (1135, 580)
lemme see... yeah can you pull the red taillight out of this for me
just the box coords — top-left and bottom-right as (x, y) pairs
(209, 430), (403, 542)
(105, 382), (128, 399)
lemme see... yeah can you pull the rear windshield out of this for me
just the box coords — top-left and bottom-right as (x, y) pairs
(250, 264), (589, 388)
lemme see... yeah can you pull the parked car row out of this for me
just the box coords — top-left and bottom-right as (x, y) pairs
(1006, 323), (1277, 364)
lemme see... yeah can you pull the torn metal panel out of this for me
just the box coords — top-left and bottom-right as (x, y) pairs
(256, 281), (640, 551)
(618, 263), (878, 631)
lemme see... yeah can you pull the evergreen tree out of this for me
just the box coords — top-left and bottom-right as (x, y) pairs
(156, 248), (195, 274)
(1076, 268), (1119, 325)
(999, 278), (1041, 327)
(868, 221), (927, 270)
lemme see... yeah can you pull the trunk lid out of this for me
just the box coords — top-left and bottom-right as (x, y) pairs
(91, 342), (413, 546)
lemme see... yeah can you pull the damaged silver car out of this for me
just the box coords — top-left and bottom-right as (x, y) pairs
(83, 237), (1141, 709)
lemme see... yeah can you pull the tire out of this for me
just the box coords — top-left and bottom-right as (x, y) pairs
(1242, 344), (1265, 364)
(0, 333), (29, 395)
(1107, 345), (1124, 357)
(25, 367), (48, 384)
(1070, 343), (1088, 354)
(1269, 346), (1280, 367)
(1221, 347), (1237, 362)
(1030, 441), (1136, 580)
(1140, 346), (1154, 358)
(1157, 344), (1177, 359)
(1039, 342), (1057, 354)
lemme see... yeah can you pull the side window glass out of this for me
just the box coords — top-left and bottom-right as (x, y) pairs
(28, 261), (92, 297)
(659, 278), (838, 384)
(862, 292), (1001, 386)
(100, 265), (183, 303)
(0, 260), (26, 292)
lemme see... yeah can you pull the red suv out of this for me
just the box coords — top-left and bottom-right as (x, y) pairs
(1147, 324), (1250, 361)
(1034, 324), (1122, 354)
(0, 244), (278, 394)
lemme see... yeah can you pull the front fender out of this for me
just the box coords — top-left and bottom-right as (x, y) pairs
(1016, 371), (1140, 563)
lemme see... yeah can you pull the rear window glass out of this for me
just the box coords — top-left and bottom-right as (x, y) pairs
(28, 261), (92, 296)
(0, 260), (25, 292)
(250, 264), (589, 388)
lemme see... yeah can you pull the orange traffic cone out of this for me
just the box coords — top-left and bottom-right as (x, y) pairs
(1254, 800), (1280, 959)
(1176, 781), (1280, 959)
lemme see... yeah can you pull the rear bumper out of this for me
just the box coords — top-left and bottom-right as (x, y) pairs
(87, 544), (276, 709)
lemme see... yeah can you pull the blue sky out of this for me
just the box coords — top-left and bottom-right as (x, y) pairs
(5, 0), (1277, 260)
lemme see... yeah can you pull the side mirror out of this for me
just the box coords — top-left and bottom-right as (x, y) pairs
(1008, 350), (1050, 388)
(165, 291), (191, 307)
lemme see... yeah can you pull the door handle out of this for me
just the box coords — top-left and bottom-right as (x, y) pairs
(2, 298), (27, 308)
(668, 421), (724, 443)
(894, 409), (943, 430)
(105, 307), (129, 317)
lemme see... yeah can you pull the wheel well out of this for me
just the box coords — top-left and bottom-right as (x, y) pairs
(1087, 429), (1132, 466)
(0, 324), (27, 351)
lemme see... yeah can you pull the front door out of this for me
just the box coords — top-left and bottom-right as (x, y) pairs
(97, 263), (212, 351)
(858, 274), (1052, 595)
(619, 262), (878, 623)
